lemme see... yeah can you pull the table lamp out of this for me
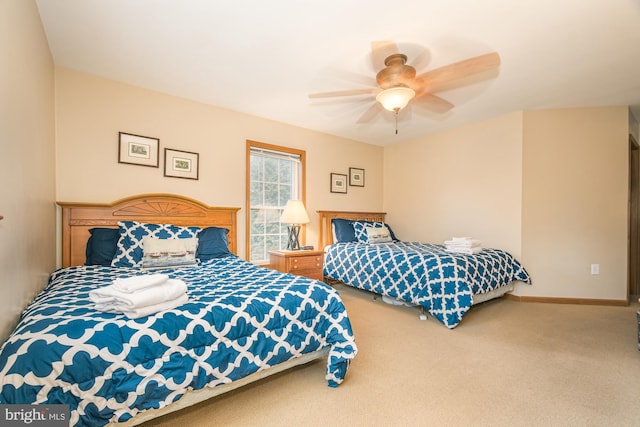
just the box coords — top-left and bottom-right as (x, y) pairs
(279, 200), (310, 250)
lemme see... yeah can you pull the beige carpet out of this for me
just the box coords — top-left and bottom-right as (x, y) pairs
(144, 284), (640, 426)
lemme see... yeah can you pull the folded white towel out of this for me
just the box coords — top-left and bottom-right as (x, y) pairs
(446, 246), (483, 255)
(112, 273), (169, 293)
(444, 239), (482, 248)
(90, 278), (187, 310)
(120, 293), (189, 319)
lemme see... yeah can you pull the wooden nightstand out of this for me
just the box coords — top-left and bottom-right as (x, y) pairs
(269, 250), (324, 281)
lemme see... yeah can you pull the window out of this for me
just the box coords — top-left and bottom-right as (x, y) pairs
(246, 141), (305, 263)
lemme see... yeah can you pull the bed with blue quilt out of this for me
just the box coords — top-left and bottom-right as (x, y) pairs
(0, 195), (357, 426)
(318, 210), (531, 329)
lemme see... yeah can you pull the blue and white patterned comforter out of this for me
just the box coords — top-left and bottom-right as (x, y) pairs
(0, 256), (357, 426)
(324, 241), (531, 329)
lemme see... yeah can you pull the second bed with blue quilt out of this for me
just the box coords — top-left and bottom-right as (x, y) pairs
(322, 217), (531, 329)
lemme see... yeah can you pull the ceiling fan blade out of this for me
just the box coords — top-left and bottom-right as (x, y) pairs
(408, 48), (430, 71)
(414, 52), (501, 92)
(308, 88), (379, 99)
(371, 40), (399, 70)
(356, 103), (383, 124)
(329, 69), (378, 88)
(413, 93), (455, 114)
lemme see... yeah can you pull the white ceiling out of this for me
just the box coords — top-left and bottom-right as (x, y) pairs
(36, 0), (640, 146)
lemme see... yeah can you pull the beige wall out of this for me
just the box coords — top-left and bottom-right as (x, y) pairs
(55, 67), (384, 259)
(522, 107), (629, 300)
(0, 0), (56, 340)
(384, 106), (629, 301)
(383, 111), (524, 256)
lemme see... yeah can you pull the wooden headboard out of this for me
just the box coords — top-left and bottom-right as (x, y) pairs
(317, 210), (387, 248)
(57, 194), (240, 268)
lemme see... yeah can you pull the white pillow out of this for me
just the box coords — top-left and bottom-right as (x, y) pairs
(141, 237), (198, 268)
(365, 226), (393, 244)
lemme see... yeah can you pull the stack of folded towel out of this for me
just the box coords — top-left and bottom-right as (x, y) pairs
(444, 237), (483, 255)
(89, 273), (188, 318)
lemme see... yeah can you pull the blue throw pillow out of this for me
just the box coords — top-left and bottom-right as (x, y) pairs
(332, 218), (357, 243)
(196, 226), (231, 261)
(86, 228), (120, 266)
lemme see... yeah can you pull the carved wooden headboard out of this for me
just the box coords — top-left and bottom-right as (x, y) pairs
(317, 210), (387, 248)
(57, 194), (240, 268)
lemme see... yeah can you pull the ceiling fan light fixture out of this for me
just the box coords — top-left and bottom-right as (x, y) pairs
(376, 86), (416, 112)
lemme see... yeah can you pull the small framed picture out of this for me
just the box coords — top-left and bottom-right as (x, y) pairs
(118, 132), (159, 167)
(349, 167), (365, 187)
(164, 148), (199, 180)
(330, 173), (348, 194)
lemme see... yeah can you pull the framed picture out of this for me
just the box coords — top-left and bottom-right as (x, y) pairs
(330, 173), (348, 194)
(349, 167), (365, 187)
(164, 148), (199, 180)
(118, 132), (159, 167)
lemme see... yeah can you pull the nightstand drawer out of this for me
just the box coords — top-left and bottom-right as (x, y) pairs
(288, 255), (322, 272)
(269, 250), (325, 281)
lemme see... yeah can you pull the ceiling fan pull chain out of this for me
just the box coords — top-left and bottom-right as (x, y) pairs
(395, 110), (399, 134)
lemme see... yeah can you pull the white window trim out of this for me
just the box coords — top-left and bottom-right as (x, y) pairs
(246, 141), (306, 263)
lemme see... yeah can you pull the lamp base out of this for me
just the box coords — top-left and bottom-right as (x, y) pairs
(286, 225), (301, 251)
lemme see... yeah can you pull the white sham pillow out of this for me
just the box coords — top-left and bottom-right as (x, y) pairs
(365, 226), (393, 244)
(141, 237), (198, 269)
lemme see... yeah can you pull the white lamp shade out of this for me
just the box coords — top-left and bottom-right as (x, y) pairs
(279, 200), (310, 224)
(376, 86), (416, 111)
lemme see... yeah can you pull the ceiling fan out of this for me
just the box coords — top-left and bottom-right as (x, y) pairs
(309, 42), (501, 129)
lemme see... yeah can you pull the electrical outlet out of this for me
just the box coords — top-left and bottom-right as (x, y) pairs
(590, 264), (600, 275)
